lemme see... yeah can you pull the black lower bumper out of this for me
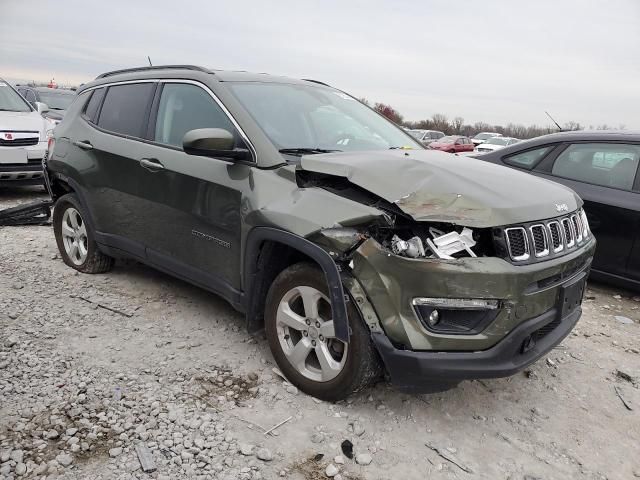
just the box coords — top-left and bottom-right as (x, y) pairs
(372, 304), (581, 393)
(0, 162), (45, 186)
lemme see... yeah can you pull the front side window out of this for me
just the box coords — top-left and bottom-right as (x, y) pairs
(551, 143), (640, 191)
(227, 82), (421, 153)
(503, 145), (552, 169)
(0, 81), (32, 112)
(97, 83), (154, 137)
(154, 83), (236, 148)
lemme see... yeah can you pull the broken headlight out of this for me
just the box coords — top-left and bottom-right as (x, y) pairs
(379, 223), (495, 259)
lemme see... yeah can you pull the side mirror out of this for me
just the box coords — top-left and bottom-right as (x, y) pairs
(182, 128), (251, 161)
(35, 102), (49, 114)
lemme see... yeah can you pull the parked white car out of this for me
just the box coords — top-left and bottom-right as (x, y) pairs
(0, 78), (54, 186)
(471, 132), (502, 146)
(474, 136), (520, 153)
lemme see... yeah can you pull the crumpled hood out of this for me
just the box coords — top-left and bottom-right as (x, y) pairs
(0, 110), (49, 134)
(298, 149), (582, 228)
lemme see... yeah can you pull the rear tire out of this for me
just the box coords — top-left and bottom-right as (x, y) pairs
(53, 193), (114, 274)
(265, 262), (381, 401)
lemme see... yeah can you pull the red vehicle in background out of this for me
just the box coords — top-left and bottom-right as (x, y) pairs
(429, 135), (474, 154)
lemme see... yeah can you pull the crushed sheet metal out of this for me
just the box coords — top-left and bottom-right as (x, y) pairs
(299, 149), (582, 227)
(341, 274), (384, 334)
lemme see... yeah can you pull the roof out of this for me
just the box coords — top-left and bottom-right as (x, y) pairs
(81, 65), (327, 93)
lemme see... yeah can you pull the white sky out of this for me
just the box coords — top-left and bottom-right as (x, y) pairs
(1, 0), (638, 128)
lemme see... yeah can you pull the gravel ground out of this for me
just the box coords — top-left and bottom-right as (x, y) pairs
(1, 187), (639, 480)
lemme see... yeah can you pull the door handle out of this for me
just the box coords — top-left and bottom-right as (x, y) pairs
(139, 158), (165, 172)
(72, 140), (93, 150)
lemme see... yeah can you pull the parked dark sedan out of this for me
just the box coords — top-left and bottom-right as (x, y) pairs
(475, 130), (640, 290)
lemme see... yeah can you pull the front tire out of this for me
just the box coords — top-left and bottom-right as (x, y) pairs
(265, 262), (381, 401)
(53, 193), (114, 274)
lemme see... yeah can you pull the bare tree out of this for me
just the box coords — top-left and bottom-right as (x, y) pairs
(431, 114), (450, 133)
(452, 117), (464, 133)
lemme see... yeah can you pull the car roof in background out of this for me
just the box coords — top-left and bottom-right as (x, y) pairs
(486, 130), (640, 156)
(32, 87), (76, 94)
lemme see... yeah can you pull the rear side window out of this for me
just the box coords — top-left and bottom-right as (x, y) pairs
(503, 146), (552, 169)
(83, 87), (106, 123)
(97, 83), (154, 137)
(153, 83), (236, 148)
(551, 143), (640, 191)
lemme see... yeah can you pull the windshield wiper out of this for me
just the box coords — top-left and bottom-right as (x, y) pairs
(279, 148), (342, 156)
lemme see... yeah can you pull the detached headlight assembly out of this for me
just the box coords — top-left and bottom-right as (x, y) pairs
(412, 297), (500, 334)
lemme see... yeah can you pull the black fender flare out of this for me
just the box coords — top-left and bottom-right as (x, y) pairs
(49, 173), (96, 231)
(244, 227), (350, 343)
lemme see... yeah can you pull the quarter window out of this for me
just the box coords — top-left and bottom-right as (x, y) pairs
(83, 87), (106, 123)
(97, 83), (154, 137)
(551, 143), (640, 191)
(153, 83), (236, 148)
(503, 146), (552, 169)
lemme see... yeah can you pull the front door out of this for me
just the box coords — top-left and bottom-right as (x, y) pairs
(130, 81), (251, 293)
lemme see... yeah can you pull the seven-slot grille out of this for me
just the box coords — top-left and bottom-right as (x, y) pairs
(505, 227), (529, 260)
(504, 209), (590, 262)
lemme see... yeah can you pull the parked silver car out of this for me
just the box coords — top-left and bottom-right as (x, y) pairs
(0, 78), (54, 186)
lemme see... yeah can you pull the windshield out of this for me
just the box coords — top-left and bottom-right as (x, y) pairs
(485, 137), (509, 146)
(473, 133), (497, 140)
(436, 136), (455, 144)
(408, 130), (425, 140)
(227, 82), (422, 153)
(0, 81), (32, 112)
(37, 90), (75, 110)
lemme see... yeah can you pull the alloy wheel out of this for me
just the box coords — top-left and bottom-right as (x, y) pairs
(276, 286), (348, 382)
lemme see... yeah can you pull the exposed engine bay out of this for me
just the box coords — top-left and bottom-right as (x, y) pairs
(375, 223), (495, 259)
(297, 170), (496, 260)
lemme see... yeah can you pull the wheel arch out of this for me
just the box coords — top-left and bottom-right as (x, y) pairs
(243, 227), (350, 343)
(49, 174), (97, 232)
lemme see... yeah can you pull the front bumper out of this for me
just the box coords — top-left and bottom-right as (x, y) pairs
(372, 301), (581, 392)
(351, 237), (595, 351)
(0, 144), (46, 185)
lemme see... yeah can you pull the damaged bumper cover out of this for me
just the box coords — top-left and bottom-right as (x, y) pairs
(371, 304), (581, 393)
(335, 233), (595, 391)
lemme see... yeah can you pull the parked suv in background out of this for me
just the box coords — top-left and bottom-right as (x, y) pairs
(0, 78), (54, 186)
(16, 86), (76, 125)
(46, 66), (595, 400)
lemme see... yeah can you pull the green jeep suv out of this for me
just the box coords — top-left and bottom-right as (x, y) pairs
(45, 65), (596, 400)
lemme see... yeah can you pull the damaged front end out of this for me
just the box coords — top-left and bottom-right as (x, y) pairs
(298, 155), (595, 392)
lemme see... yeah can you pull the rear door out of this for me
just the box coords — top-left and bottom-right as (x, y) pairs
(534, 142), (640, 280)
(81, 81), (157, 257)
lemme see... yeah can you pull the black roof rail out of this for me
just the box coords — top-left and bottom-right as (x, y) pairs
(302, 78), (331, 87)
(96, 65), (211, 79)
